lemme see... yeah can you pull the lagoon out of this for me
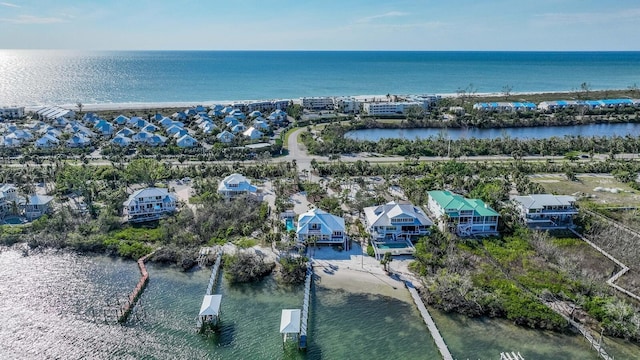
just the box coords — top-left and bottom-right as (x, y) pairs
(1, 249), (638, 359)
(345, 123), (640, 142)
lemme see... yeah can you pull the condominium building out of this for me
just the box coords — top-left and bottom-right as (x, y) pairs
(301, 97), (334, 110)
(0, 106), (25, 119)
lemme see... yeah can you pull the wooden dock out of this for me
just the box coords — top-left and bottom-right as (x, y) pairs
(404, 281), (453, 360)
(118, 251), (154, 324)
(298, 262), (312, 350)
(501, 352), (525, 360)
(197, 250), (223, 331)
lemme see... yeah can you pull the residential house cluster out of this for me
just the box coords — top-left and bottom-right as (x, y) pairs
(474, 98), (640, 112)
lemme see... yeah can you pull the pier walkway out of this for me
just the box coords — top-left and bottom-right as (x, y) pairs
(118, 250), (155, 323)
(404, 280), (453, 360)
(197, 250), (223, 331)
(298, 261), (312, 350)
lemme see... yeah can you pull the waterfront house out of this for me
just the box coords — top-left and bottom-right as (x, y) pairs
(427, 190), (500, 237)
(176, 134), (198, 148)
(216, 130), (235, 143)
(217, 173), (261, 200)
(364, 201), (433, 242)
(0, 184), (19, 215)
(35, 134), (60, 148)
(296, 208), (346, 246)
(511, 194), (578, 229)
(24, 194), (54, 220)
(242, 127), (263, 140)
(123, 187), (178, 223)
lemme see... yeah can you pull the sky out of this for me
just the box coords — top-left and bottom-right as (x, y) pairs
(0, 0), (638, 50)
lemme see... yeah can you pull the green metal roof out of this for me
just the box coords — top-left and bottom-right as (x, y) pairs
(428, 190), (499, 217)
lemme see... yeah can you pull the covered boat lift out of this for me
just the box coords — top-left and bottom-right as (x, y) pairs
(279, 309), (301, 348)
(198, 294), (222, 331)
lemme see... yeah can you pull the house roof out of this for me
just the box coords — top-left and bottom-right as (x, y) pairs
(27, 194), (54, 206)
(177, 134), (197, 147)
(280, 309), (301, 334)
(512, 194), (576, 210)
(123, 187), (177, 207)
(218, 173), (257, 193)
(297, 208), (345, 235)
(428, 190), (500, 217)
(199, 295), (222, 317)
(364, 201), (433, 228)
(243, 127), (263, 139)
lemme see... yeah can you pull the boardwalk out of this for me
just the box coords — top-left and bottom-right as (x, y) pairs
(404, 281), (453, 360)
(299, 262), (312, 350)
(118, 251), (154, 323)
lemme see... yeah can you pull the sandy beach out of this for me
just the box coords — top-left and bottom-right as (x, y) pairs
(309, 243), (416, 303)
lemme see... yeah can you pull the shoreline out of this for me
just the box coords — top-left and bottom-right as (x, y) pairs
(21, 88), (636, 112)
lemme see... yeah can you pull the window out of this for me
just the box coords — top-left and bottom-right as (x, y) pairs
(310, 223), (320, 230)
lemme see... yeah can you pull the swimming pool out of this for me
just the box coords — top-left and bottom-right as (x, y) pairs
(285, 218), (295, 232)
(375, 242), (411, 250)
(3, 216), (25, 225)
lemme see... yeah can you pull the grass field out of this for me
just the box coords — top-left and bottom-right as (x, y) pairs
(531, 174), (640, 207)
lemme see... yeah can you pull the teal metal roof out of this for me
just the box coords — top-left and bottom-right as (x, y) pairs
(428, 190), (499, 217)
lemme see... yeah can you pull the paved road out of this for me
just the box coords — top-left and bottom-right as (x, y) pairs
(2, 127), (637, 170)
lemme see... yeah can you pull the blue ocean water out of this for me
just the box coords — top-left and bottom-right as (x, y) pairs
(1, 50), (639, 106)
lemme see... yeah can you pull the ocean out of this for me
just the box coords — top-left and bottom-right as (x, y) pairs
(1, 50), (640, 107)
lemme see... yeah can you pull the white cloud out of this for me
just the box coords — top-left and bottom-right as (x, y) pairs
(0, 2), (20, 8)
(0, 15), (67, 24)
(356, 11), (408, 24)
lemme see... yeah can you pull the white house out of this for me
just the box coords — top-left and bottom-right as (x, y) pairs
(364, 201), (433, 242)
(427, 190), (500, 237)
(36, 106), (75, 121)
(296, 208), (346, 246)
(122, 187), (178, 222)
(176, 134), (198, 148)
(0, 184), (19, 215)
(24, 194), (54, 220)
(199, 120), (217, 133)
(217, 173), (261, 200)
(511, 194), (578, 229)
(242, 127), (263, 140)
(217, 130), (235, 143)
